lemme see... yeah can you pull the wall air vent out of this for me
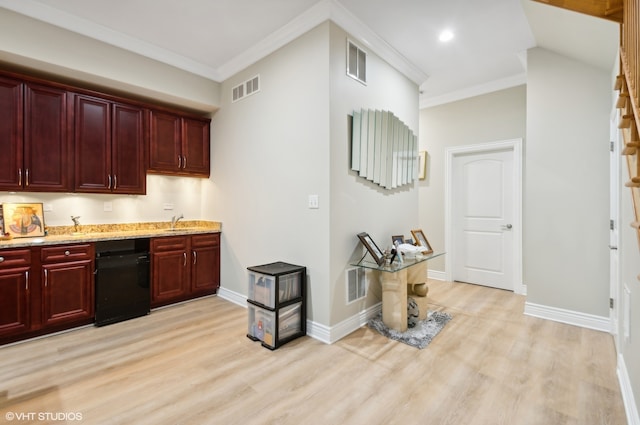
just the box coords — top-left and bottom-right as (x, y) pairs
(346, 267), (366, 304)
(347, 40), (366, 85)
(232, 75), (260, 103)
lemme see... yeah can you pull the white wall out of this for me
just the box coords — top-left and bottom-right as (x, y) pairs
(620, 155), (640, 419)
(328, 23), (419, 325)
(418, 86), (527, 272)
(204, 23), (332, 324)
(525, 47), (610, 316)
(0, 8), (220, 112)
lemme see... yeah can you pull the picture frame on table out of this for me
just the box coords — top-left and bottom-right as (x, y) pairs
(357, 232), (385, 266)
(410, 229), (433, 254)
(391, 235), (404, 246)
(1, 202), (46, 238)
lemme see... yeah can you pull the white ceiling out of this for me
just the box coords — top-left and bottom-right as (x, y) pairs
(0, 0), (620, 107)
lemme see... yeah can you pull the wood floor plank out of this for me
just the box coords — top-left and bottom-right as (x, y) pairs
(0, 280), (628, 425)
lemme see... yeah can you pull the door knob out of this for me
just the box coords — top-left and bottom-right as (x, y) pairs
(501, 224), (513, 230)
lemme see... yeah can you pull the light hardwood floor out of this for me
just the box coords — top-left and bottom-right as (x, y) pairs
(0, 280), (627, 425)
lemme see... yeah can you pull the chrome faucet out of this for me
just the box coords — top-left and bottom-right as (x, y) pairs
(71, 216), (81, 233)
(171, 214), (184, 230)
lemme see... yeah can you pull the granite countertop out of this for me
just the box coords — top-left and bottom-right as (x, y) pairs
(0, 220), (221, 248)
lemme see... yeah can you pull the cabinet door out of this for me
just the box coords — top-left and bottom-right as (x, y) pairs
(151, 236), (189, 307)
(182, 117), (210, 177)
(74, 94), (111, 193)
(24, 83), (72, 192)
(190, 234), (220, 295)
(41, 259), (94, 328)
(148, 110), (181, 174)
(112, 102), (146, 194)
(0, 76), (23, 190)
(0, 267), (30, 337)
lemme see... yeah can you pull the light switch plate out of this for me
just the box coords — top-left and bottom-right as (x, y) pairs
(163, 203), (174, 210)
(103, 202), (113, 212)
(308, 195), (319, 209)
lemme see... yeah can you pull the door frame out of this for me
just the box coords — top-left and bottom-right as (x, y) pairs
(444, 138), (524, 294)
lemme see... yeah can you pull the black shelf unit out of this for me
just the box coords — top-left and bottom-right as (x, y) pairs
(246, 261), (306, 350)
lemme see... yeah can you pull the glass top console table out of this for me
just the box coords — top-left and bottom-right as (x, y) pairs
(352, 252), (445, 332)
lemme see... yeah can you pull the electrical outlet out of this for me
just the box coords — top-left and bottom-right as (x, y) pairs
(163, 203), (174, 210)
(308, 195), (319, 209)
(103, 202), (113, 212)
(43, 204), (53, 212)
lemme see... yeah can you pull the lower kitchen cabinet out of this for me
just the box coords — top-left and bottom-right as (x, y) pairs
(0, 243), (95, 344)
(0, 248), (31, 338)
(41, 244), (95, 328)
(151, 233), (220, 308)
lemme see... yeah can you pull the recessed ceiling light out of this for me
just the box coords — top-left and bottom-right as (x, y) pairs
(439, 29), (454, 42)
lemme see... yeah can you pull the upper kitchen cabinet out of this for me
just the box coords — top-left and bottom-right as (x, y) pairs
(74, 94), (146, 194)
(148, 110), (210, 177)
(0, 76), (72, 192)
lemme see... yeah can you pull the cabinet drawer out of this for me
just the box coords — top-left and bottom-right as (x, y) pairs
(191, 233), (219, 248)
(0, 249), (31, 269)
(151, 236), (188, 252)
(41, 244), (94, 263)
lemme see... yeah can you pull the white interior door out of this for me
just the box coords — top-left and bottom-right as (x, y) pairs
(452, 148), (515, 290)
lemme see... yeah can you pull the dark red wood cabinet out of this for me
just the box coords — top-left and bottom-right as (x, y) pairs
(0, 76), (72, 192)
(0, 244), (94, 344)
(151, 233), (220, 308)
(74, 94), (146, 194)
(0, 249), (31, 338)
(148, 110), (210, 177)
(40, 244), (94, 329)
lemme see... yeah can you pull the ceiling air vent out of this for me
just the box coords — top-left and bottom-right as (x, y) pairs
(347, 40), (366, 85)
(232, 75), (260, 103)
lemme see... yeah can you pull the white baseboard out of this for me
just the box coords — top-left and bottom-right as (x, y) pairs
(428, 269), (446, 281)
(523, 302), (610, 332)
(217, 286), (246, 307)
(217, 285), (380, 344)
(618, 354), (640, 425)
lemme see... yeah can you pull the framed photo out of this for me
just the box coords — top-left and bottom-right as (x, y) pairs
(357, 232), (385, 265)
(410, 229), (433, 254)
(391, 235), (404, 246)
(418, 151), (427, 180)
(1, 203), (46, 238)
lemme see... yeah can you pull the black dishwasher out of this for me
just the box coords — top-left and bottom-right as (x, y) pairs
(95, 238), (150, 326)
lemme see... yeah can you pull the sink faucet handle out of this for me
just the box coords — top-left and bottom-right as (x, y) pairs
(71, 216), (81, 225)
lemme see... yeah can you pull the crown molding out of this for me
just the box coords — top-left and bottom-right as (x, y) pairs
(1, 0), (427, 86)
(419, 73), (527, 109)
(0, 0), (222, 80)
(218, 0), (428, 85)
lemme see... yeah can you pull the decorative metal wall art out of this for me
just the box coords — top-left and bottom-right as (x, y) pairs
(351, 109), (418, 190)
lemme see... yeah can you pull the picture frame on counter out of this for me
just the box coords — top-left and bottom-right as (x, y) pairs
(1, 202), (46, 238)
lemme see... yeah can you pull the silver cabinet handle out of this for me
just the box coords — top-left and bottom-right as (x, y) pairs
(44, 269), (48, 287)
(501, 224), (513, 230)
(113, 174), (117, 190)
(178, 155), (182, 169)
(193, 251), (197, 265)
(182, 156), (187, 169)
(64, 250), (70, 256)
(18, 169), (22, 186)
(108, 174), (112, 189)
(25, 270), (29, 291)
(0, 256), (4, 263)
(183, 252), (187, 267)
(25, 169), (29, 186)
